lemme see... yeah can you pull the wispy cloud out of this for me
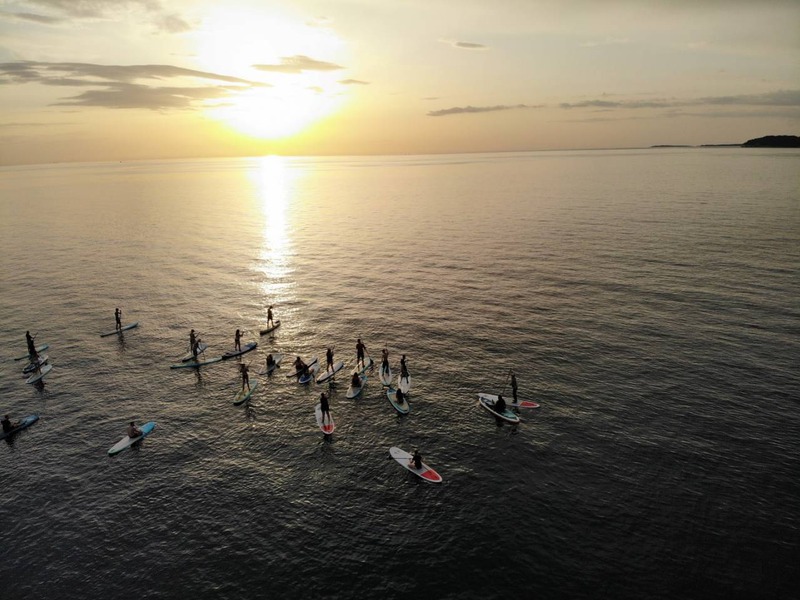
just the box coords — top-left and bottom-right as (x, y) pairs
(0, 61), (266, 110)
(453, 41), (487, 49)
(560, 90), (800, 110)
(339, 79), (369, 85)
(253, 55), (344, 74)
(7, 0), (192, 33)
(428, 104), (532, 117)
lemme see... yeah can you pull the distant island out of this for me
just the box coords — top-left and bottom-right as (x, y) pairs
(651, 135), (800, 149)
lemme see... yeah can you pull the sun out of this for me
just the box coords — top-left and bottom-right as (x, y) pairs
(192, 6), (346, 139)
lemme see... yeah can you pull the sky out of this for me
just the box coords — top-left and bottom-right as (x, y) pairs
(0, 0), (798, 165)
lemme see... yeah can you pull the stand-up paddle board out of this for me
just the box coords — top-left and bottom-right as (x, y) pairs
(315, 403), (335, 435)
(478, 396), (520, 424)
(257, 353), (283, 375)
(25, 364), (52, 384)
(100, 322), (139, 337)
(180, 343), (208, 362)
(387, 387), (410, 415)
(14, 345), (49, 361)
(379, 364), (393, 386)
(298, 362), (321, 384)
(108, 422), (156, 456)
(22, 355), (49, 375)
(233, 380), (259, 406)
(286, 357), (319, 378)
(222, 342), (258, 359)
(398, 374), (412, 394)
(478, 393), (539, 409)
(260, 320), (281, 335)
(346, 375), (367, 399)
(389, 447), (442, 483)
(353, 356), (374, 375)
(316, 360), (345, 384)
(170, 356), (223, 369)
(0, 415), (39, 441)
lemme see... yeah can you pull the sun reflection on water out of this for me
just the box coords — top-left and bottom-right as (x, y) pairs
(251, 155), (296, 304)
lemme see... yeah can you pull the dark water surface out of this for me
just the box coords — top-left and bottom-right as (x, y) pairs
(1, 149), (799, 599)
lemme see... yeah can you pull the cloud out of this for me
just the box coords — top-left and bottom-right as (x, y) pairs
(453, 41), (487, 49)
(339, 79), (369, 85)
(11, 0), (192, 33)
(560, 90), (800, 110)
(0, 61), (267, 110)
(427, 104), (532, 117)
(7, 11), (64, 24)
(253, 55), (344, 74)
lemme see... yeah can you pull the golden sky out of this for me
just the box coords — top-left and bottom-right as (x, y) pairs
(0, 0), (798, 165)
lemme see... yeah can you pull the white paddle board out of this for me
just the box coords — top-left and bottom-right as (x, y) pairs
(180, 343), (208, 362)
(379, 364), (393, 386)
(478, 392), (540, 409)
(257, 353), (283, 375)
(387, 387), (410, 415)
(22, 355), (48, 375)
(389, 447), (442, 483)
(478, 396), (520, 423)
(286, 356), (318, 378)
(108, 422), (156, 456)
(233, 380), (259, 406)
(398, 373), (411, 394)
(298, 362), (320, 384)
(316, 360), (345, 384)
(100, 322), (139, 337)
(346, 375), (366, 399)
(222, 342), (258, 359)
(25, 364), (52, 384)
(315, 403), (335, 435)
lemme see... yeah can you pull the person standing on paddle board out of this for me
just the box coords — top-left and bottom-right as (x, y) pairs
(234, 329), (242, 352)
(400, 355), (409, 383)
(115, 308), (122, 331)
(25, 331), (38, 359)
(240, 363), (250, 390)
(409, 449), (422, 470)
(510, 371), (518, 403)
(127, 421), (142, 438)
(326, 347), (334, 372)
(381, 348), (389, 374)
(319, 392), (331, 423)
(189, 329), (197, 353)
(267, 305), (275, 328)
(266, 354), (276, 370)
(356, 339), (367, 369)
(395, 388), (405, 404)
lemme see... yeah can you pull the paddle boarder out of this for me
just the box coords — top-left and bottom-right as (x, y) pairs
(381, 348), (389, 374)
(2, 415), (20, 434)
(319, 392), (331, 424)
(395, 388), (405, 405)
(293, 356), (307, 379)
(400, 355), (409, 383)
(239, 363), (250, 390)
(494, 394), (507, 414)
(189, 329), (197, 353)
(266, 353), (276, 370)
(234, 329), (242, 352)
(115, 308), (122, 331)
(356, 339), (368, 369)
(25, 331), (36, 357)
(351, 372), (361, 389)
(408, 448), (423, 470)
(326, 347), (334, 372)
(127, 421), (142, 438)
(267, 305), (275, 328)
(511, 371), (518, 403)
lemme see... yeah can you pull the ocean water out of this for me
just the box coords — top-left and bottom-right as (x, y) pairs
(1, 148), (798, 600)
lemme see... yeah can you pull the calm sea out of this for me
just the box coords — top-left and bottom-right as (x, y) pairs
(1, 149), (798, 600)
